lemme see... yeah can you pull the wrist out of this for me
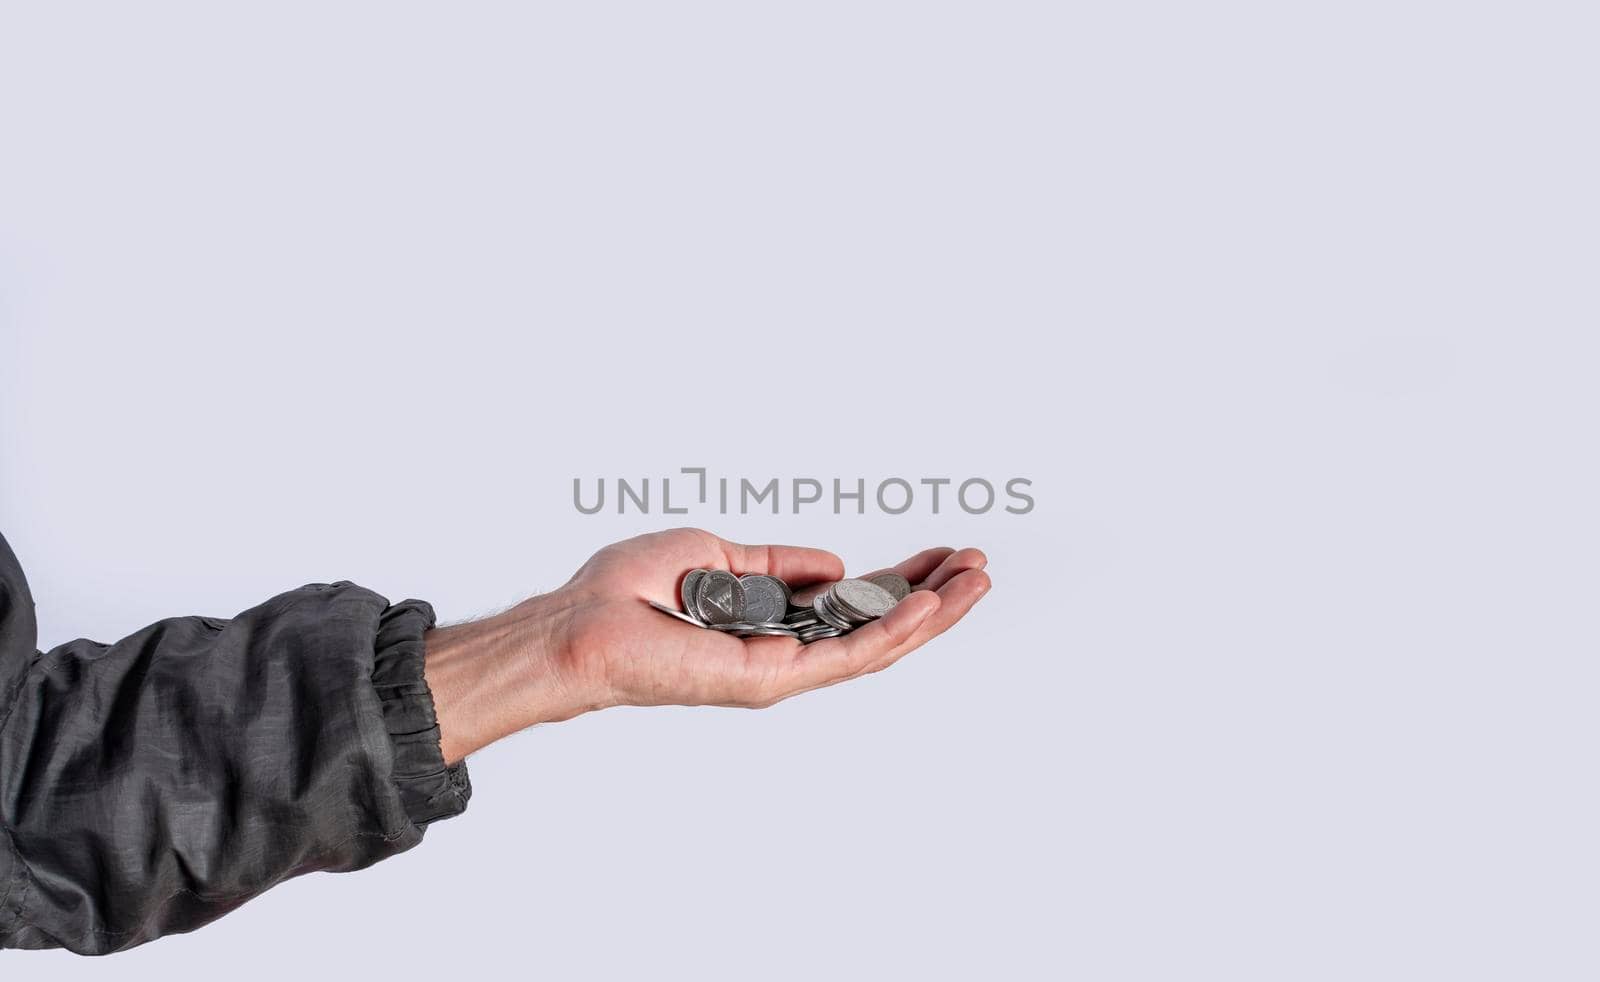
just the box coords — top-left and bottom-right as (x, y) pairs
(422, 588), (599, 763)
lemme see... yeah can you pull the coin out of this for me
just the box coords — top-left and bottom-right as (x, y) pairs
(832, 579), (896, 620)
(788, 580), (835, 609)
(813, 592), (855, 631)
(661, 563), (910, 644)
(695, 570), (745, 625)
(797, 625), (844, 642)
(648, 599), (704, 627)
(709, 622), (800, 639)
(680, 569), (706, 620)
(865, 571), (911, 602)
(739, 574), (790, 625)
(738, 626), (801, 639)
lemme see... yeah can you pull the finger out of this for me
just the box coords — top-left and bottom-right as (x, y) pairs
(871, 547), (954, 585)
(821, 571), (995, 693)
(866, 567), (991, 673)
(750, 570), (991, 704)
(774, 590), (941, 697)
(755, 569), (991, 703)
(916, 547), (988, 592)
(719, 538), (845, 585)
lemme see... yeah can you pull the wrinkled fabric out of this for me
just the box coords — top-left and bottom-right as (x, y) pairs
(0, 533), (469, 954)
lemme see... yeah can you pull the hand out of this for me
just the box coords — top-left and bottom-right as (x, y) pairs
(423, 528), (991, 763)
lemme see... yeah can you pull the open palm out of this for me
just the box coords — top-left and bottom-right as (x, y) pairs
(553, 528), (991, 710)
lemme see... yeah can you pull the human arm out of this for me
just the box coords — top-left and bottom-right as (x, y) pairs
(0, 528), (989, 954)
(422, 528), (991, 764)
(0, 534), (467, 955)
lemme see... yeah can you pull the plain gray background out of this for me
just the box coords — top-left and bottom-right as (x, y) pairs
(2, 1), (1595, 978)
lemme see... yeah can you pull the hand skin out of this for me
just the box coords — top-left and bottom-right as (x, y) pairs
(421, 528), (991, 764)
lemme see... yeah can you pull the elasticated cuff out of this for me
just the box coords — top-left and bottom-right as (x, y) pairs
(372, 599), (472, 827)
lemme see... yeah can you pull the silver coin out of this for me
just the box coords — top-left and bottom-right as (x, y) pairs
(771, 576), (793, 607)
(695, 570), (745, 625)
(707, 622), (800, 639)
(831, 579), (896, 620)
(788, 580), (836, 608)
(739, 574), (790, 625)
(648, 599), (706, 628)
(865, 571), (911, 602)
(812, 593), (855, 631)
(828, 591), (869, 627)
(798, 627), (844, 643)
(680, 569), (707, 619)
(809, 594), (836, 628)
(735, 626), (801, 639)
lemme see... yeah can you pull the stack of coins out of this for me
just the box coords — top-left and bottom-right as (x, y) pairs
(648, 568), (913, 644)
(782, 573), (910, 642)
